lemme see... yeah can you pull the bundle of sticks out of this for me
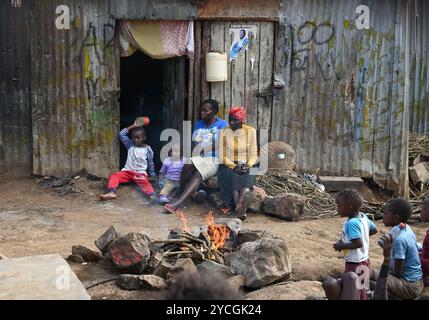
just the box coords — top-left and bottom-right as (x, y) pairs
(152, 231), (229, 264)
(255, 169), (337, 218)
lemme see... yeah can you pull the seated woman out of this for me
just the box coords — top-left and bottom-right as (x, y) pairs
(163, 99), (228, 213)
(218, 106), (258, 221)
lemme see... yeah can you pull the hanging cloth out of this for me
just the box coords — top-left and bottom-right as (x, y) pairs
(119, 20), (194, 59)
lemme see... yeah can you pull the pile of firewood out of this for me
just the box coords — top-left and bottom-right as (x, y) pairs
(152, 230), (230, 265)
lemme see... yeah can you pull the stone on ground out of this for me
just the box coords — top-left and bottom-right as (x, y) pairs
(95, 226), (119, 254)
(72, 245), (102, 262)
(67, 254), (85, 263)
(197, 260), (234, 279)
(228, 275), (246, 290)
(263, 193), (305, 221)
(228, 238), (292, 289)
(144, 252), (163, 274)
(167, 258), (197, 279)
(116, 274), (141, 290)
(109, 232), (151, 274)
(139, 275), (167, 290)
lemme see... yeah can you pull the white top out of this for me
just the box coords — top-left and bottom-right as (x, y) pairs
(122, 146), (148, 174)
(340, 212), (371, 263)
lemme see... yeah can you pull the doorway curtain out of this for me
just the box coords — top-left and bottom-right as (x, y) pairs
(118, 20), (194, 59)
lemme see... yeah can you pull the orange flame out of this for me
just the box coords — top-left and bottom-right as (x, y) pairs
(177, 211), (190, 233)
(205, 211), (230, 249)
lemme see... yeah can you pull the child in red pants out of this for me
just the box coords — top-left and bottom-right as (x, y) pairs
(100, 122), (156, 201)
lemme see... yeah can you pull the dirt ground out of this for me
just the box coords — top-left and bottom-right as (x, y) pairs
(1, 176), (428, 299)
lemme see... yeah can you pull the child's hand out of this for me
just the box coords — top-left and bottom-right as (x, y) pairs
(333, 240), (344, 252)
(378, 233), (393, 260)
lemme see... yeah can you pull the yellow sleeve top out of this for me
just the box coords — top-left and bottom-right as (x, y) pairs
(219, 124), (259, 170)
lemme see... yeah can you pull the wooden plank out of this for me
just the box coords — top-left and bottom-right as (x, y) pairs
(257, 22), (275, 133)
(230, 21), (247, 107)
(187, 55), (194, 122)
(224, 21), (233, 118)
(245, 21), (260, 128)
(209, 21), (226, 118)
(271, 22), (288, 141)
(201, 21), (211, 103)
(193, 21), (202, 122)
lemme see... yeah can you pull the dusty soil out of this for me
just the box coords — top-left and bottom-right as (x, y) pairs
(1, 176), (428, 299)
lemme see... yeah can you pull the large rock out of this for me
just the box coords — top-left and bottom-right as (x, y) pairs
(109, 232), (151, 274)
(260, 141), (296, 170)
(236, 230), (279, 246)
(67, 254), (85, 263)
(144, 252), (163, 274)
(197, 260), (234, 279)
(244, 189), (266, 213)
(263, 193), (305, 221)
(167, 258), (197, 280)
(228, 275), (246, 290)
(139, 275), (167, 290)
(95, 226), (119, 254)
(229, 238), (292, 289)
(245, 281), (325, 300)
(116, 274), (141, 290)
(72, 245), (102, 262)
(154, 260), (174, 279)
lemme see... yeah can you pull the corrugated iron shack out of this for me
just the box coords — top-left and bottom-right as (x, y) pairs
(1, 0), (428, 195)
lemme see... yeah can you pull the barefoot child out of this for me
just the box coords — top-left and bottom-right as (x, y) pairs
(420, 195), (429, 287)
(370, 198), (423, 299)
(100, 122), (156, 201)
(157, 144), (186, 204)
(323, 189), (378, 300)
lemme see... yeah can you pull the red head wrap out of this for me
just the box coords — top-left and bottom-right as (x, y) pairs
(229, 106), (247, 123)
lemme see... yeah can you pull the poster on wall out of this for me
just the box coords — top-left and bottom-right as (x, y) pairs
(229, 24), (258, 62)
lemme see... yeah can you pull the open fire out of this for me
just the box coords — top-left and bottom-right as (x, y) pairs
(206, 212), (230, 250)
(176, 210), (230, 250)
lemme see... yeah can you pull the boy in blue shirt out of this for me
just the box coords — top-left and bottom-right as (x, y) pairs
(323, 189), (378, 300)
(370, 198), (424, 299)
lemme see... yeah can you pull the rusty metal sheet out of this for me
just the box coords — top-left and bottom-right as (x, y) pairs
(409, 0), (429, 134)
(272, 0), (410, 195)
(30, 0), (120, 178)
(0, 0), (33, 175)
(197, 0), (280, 20)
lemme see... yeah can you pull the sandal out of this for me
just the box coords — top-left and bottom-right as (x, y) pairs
(220, 207), (231, 215)
(163, 204), (179, 214)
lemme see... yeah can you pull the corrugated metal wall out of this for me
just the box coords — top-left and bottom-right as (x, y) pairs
(272, 0), (410, 194)
(30, 0), (120, 177)
(409, 0), (429, 134)
(1, 0), (425, 194)
(0, 1), (32, 175)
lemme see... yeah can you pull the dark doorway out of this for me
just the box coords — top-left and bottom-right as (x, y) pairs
(120, 50), (187, 172)
(120, 51), (164, 171)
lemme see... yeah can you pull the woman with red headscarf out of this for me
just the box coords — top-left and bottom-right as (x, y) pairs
(218, 106), (259, 221)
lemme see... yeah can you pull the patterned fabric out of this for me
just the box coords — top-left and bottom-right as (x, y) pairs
(119, 20), (194, 59)
(218, 165), (256, 208)
(229, 106), (247, 123)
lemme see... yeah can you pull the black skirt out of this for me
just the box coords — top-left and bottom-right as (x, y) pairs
(217, 165), (256, 207)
